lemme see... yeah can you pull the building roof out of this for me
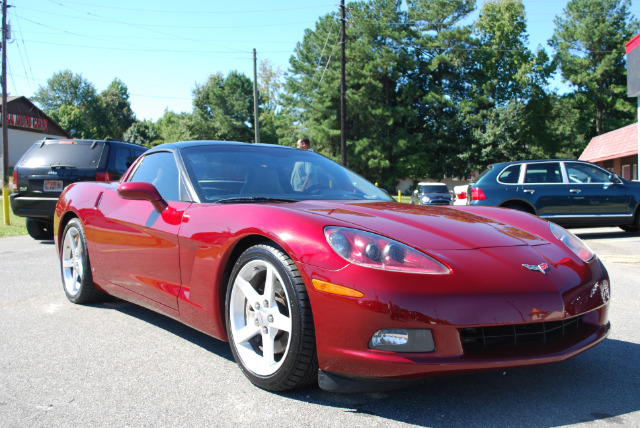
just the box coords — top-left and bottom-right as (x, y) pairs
(579, 122), (638, 163)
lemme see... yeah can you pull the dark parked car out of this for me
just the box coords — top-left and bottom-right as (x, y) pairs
(468, 159), (640, 232)
(11, 138), (147, 239)
(410, 182), (453, 205)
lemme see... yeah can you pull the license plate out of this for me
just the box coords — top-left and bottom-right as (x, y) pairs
(43, 180), (63, 192)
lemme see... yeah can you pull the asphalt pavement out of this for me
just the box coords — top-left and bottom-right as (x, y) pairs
(0, 228), (639, 427)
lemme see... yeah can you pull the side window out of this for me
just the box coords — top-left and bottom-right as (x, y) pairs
(129, 152), (181, 201)
(498, 165), (521, 184)
(524, 163), (562, 184)
(114, 147), (133, 172)
(566, 162), (609, 184)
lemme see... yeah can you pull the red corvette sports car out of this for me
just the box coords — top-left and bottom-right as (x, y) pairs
(54, 141), (610, 392)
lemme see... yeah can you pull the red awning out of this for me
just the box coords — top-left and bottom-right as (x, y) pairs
(579, 123), (638, 163)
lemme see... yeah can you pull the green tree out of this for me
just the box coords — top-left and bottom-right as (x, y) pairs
(98, 78), (136, 139)
(462, 0), (552, 170)
(155, 110), (194, 143)
(33, 70), (99, 138)
(192, 71), (256, 142)
(405, 0), (476, 180)
(257, 59), (285, 144)
(550, 0), (639, 136)
(123, 120), (159, 146)
(32, 70), (97, 112)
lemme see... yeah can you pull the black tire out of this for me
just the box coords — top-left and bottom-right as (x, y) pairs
(60, 218), (105, 304)
(26, 218), (54, 240)
(225, 244), (318, 391)
(501, 202), (535, 214)
(619, 209), (640, 233)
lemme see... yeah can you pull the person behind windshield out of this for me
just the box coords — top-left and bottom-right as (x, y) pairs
(291, 137), (316, 191)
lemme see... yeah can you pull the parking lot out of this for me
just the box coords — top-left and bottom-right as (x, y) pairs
(1, 228), (639, 427)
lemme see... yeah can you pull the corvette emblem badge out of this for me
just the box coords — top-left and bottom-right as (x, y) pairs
(522, 263), (549, 274)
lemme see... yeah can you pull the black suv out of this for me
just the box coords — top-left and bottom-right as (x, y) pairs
(10, 138), (147, 239)
(468, 159), (640, 232)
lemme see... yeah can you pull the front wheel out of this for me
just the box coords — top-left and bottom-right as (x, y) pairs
(226, 244), (317, 391)
(60, 218), (105, 304)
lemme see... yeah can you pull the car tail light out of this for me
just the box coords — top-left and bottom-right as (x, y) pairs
(11, 169), (18, 191)
(470, 187), (485, 201)
(96, 172), (113, 182)
(457, 191), (467, 199)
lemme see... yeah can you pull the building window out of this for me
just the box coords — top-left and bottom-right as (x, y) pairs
(622, 165), (630, 180)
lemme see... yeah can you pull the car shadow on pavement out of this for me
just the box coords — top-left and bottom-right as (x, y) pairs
(93, 298), (235, 362)
(573, 229), (638, 240)
(284, 337), (640, 427)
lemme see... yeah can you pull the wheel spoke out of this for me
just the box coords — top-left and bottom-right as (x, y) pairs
(235, 276), (261, 305)
(262, 329), (276, 366)
(234, 324), (261, 344)
(269, 311), (291, 334)
(263, 264), (276, 303)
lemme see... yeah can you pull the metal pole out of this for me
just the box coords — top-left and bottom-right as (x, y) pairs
(1, 0), (8, 188)
(1, 1), (9, 225)
(340, 0), (346, 166)
(253, 48), (260, 144)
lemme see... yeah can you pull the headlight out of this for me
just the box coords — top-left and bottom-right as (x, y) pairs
(421, 196), (430, 203)
(549, 222), (595, 262)
(324, 226), (450, 274)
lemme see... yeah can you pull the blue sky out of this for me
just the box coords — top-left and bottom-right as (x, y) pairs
(7, 0), (640, 121)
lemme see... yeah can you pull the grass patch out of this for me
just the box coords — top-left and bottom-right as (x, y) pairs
(1, 196), (27, 238)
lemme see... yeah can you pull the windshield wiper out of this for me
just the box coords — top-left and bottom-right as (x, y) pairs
(215, 196), (297, 204)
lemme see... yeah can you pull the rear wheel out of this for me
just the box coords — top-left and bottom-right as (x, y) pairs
(619, 211), (640, 233)
(226, 244), (317, 391)
(501, 202), (535, 214)
(26, 218), (54, 240)
(60, 218), (105, 304)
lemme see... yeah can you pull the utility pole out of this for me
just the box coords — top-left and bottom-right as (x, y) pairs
(253, 48), (260, 144)
(1, 0), (8, 189)
(340, 0), (347, 166)
(1, 1), (9, 226)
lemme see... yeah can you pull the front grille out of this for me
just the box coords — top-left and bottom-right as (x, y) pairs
(460, 316), (584, 353)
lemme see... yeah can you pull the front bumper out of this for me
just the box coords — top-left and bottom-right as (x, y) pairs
(303, 245), (610, 389)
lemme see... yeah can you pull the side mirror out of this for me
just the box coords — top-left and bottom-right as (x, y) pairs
(413, 189), (419, 194)
(117, 182), (168, 212)
(608, 173), (622, 184)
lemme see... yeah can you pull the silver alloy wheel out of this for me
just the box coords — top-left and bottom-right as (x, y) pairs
(61, 226), (84, 297)
(229, 258), (293, 376)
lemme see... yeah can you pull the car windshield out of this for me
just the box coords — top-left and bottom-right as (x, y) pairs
(419, 185), (449, 194)
(180, 145), (393, 202)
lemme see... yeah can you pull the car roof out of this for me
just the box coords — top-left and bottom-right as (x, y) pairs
(147, 140), (299, 153)
(37, 138), (145, 149)
(489, 159), (590, 168)
(417, 182), (447, 186)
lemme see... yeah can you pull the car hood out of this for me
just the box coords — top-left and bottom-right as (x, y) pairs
(290, 200), (548, 251)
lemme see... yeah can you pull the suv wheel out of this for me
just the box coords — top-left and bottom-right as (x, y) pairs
(26, 218), (54, 240)
(619, 211), (640, 233)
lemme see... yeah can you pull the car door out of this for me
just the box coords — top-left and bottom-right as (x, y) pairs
(93, 151), (190, 309)
(521, 162), (571, 217)
(563, 161), (631, 217)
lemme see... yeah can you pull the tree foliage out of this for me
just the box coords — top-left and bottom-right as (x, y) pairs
(550, 0), (639, 136)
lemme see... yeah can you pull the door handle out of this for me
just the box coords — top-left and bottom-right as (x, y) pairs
(570, 189), (581, 194)
(523, 189), (535, 194)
